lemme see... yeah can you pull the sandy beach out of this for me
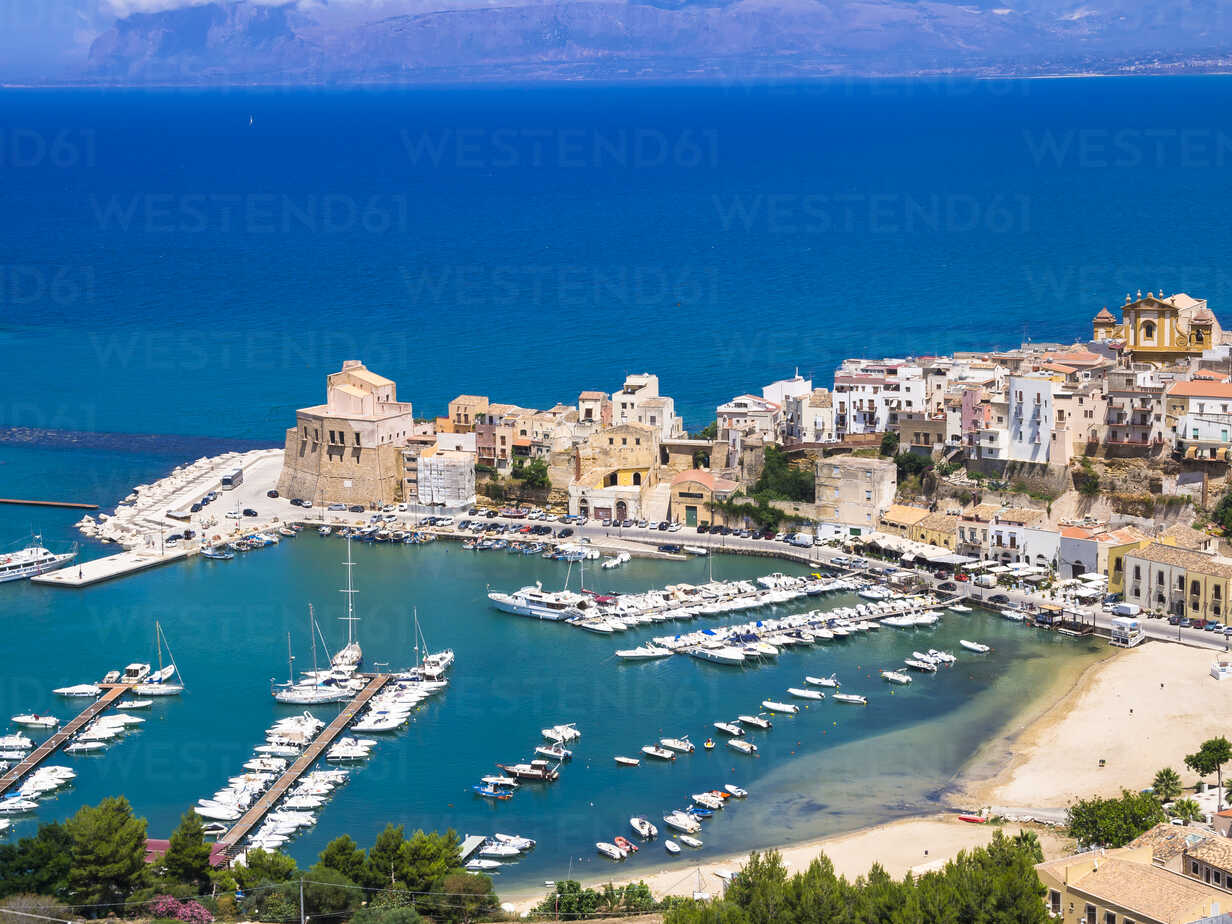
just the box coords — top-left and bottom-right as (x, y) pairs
(508, 638), (1232, 911)
(955, 640), (1232, 810)
(505, 815), (1070, 910)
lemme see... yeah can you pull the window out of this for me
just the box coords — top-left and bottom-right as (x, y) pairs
(1103, 912), (1116, 924)
(1084, 904), (1095, 924)
(1192, 859), (1200, 875)
(1049, 891), (1062, 915)
(1141, 320), (1156, 341)
(353, 432), (360, 446)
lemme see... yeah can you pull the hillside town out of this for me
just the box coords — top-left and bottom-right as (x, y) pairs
(268, 290), (1232, 624)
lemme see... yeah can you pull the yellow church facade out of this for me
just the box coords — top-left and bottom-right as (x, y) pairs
(1092, 291), (1221, 366)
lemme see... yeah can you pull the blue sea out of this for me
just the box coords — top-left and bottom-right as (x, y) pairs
(0, 76), (1224, 889)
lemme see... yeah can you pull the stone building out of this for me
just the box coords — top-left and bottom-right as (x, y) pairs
(277, 360), (415, 506)
(669, 469), (739, 528)
(567, 423), (662, 521)
(814, 455), (897, 529)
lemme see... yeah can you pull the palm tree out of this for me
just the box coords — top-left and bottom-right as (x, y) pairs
(1171, 798), (1205, 824)
(1153, 767), (1183, 803)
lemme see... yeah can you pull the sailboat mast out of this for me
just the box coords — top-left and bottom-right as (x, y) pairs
(286, 632), (295, 685)
(340, 535), (358, 646)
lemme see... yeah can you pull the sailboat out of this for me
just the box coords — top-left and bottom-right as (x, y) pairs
(273, 606), (352, 704)
(134, 622), (183, 696)
(408, 609), (453, 681)
(332, 537), (363, 670)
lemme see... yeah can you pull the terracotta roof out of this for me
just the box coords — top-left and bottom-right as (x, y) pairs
(1192, 307), (1216, 324)
(1161, 523), (1212, 551)
(963, 504), (1001, 522)
(997, 507), (1045, 526)
(1130, 542), (1232, 578)
(1050, 856), (1221, 923)
(1192, 370), (1227, 381)
(1169, 380), (1232, 399)
(1042, 349), (1105, 366)
(1128, 823), (1211, 863)
(1040, 362), (1079, 374)
(918, 512), (958, 533)
(671, 469), (738, 493)
(579, 391), (607, 400)
(1093, 307), (1118, 322)
(1187, 834), (1232, 872)
(450, 394), (488, 403)
(880, 504), (931, 527)
(1061, 525), (1095, 539)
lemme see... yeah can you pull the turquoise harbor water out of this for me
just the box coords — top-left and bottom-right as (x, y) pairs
(1, 524), (1101, 889)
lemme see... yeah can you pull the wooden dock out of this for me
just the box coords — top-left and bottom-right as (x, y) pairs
(216, 674), (392, 857)
(0, 684), (131, 797)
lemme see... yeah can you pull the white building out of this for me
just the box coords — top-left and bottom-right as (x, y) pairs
(717, 394), (782, 467)
(762, 374), (812, 409)
(1007, 375), (1054, 463)
(612, 373), (683, 440)
(785, 388), (836, 443)
(832, 360), (926, 436)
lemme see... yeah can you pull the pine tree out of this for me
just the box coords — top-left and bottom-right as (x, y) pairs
(162, 809), (212, 890)
(319, 834), (366, 884)
(64, 796), (148, 908)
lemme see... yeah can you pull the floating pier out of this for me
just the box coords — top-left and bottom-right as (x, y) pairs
(30, 547), (191, 588)
(0, 498), (98, 510)
(215, 673), (392, 857)
(0, 684), (132, 797)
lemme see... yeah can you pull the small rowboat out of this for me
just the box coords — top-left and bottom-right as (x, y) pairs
(678, 834), (703, 848)
(958, 814), (988, 824)
(665, 840), (681, 854)
(728, 738), (758, 755)
(615, 756), (640, 767)
(596, 841), (626, 860)
(613, 836), (638, 853)
(724, 784), (748, 798)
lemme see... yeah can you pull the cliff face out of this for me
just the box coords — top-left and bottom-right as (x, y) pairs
(82, 0), (1232, 84)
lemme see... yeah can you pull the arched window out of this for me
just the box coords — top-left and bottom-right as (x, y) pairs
(1194, 330), (1205, 344)
(1141, 320), (1156, 341)
(632, 472), (642, 486)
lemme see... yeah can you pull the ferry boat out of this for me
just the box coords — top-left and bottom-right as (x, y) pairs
(0, 536), (77, 583)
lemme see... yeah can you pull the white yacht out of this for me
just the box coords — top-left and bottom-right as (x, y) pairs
(615, 644), (673, 660)
(881, 670), (912, 685)
(487, 582), (587, 621)
(11, 714), (58, 728)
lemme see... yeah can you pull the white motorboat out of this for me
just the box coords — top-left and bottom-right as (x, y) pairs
(691, 792), (724, 809)
(493, 833), (535, 851)
(724, 784), (748, 798)
(662, 811), (701, 833)
(615, 644), (673, 660)
(960, 640), (991, 653)
(727, 738), (758, 755)
(947, 604), (973, 613)
(614, 756), (640, 767)
(833, 693), (868, 705)
(482, 775), (519, 789)
(713, 721), (745, 737)
(596, 841), (626, 860)
(465, 859), (502, 871)
(11, 714), (58, 728)
(686, 645), (746, 665)
(0, 735), (33, 751)
(541, 723), (581, 743)
(805, 674), (840, 688)
(479, 843), (522, 858)
(787, 687), (824, 700)
(881, 670), (912, 685)
(665, 840), (681, 854)
(904, 658), (937, 673)
(243, 757), (288, 773)
(65, 741), (107, 754)
(0, 799), (39, 815)
(53, 684), (100, 697)
(683, 546), (708, 556)
(641, 745), (675, 761)
(660, 736), (694, 753)
(678, 834), (703, 848)
(737, 713), (772, 729)
(761, 700), (798, 714)
(630, 817), (658, 838)
(535, 744), (571, 761)
(858, 587), (892, 601)
(928, 649), (957, 664)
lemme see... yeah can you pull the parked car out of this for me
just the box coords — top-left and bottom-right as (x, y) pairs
(988, 593), (1010, 605)
(348, 505), (364, 513)
(558, 528), (574, 538)
(289, 498), (304, 507)
(938, 581), (957, 592)
(267, 489), (279, 498)
(622, 519), (635, 528)
(328, 503), (346, 511)
(225, 511), (242, 519)
(190, 503), (202, 513)
(242, 508), (258, 517)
